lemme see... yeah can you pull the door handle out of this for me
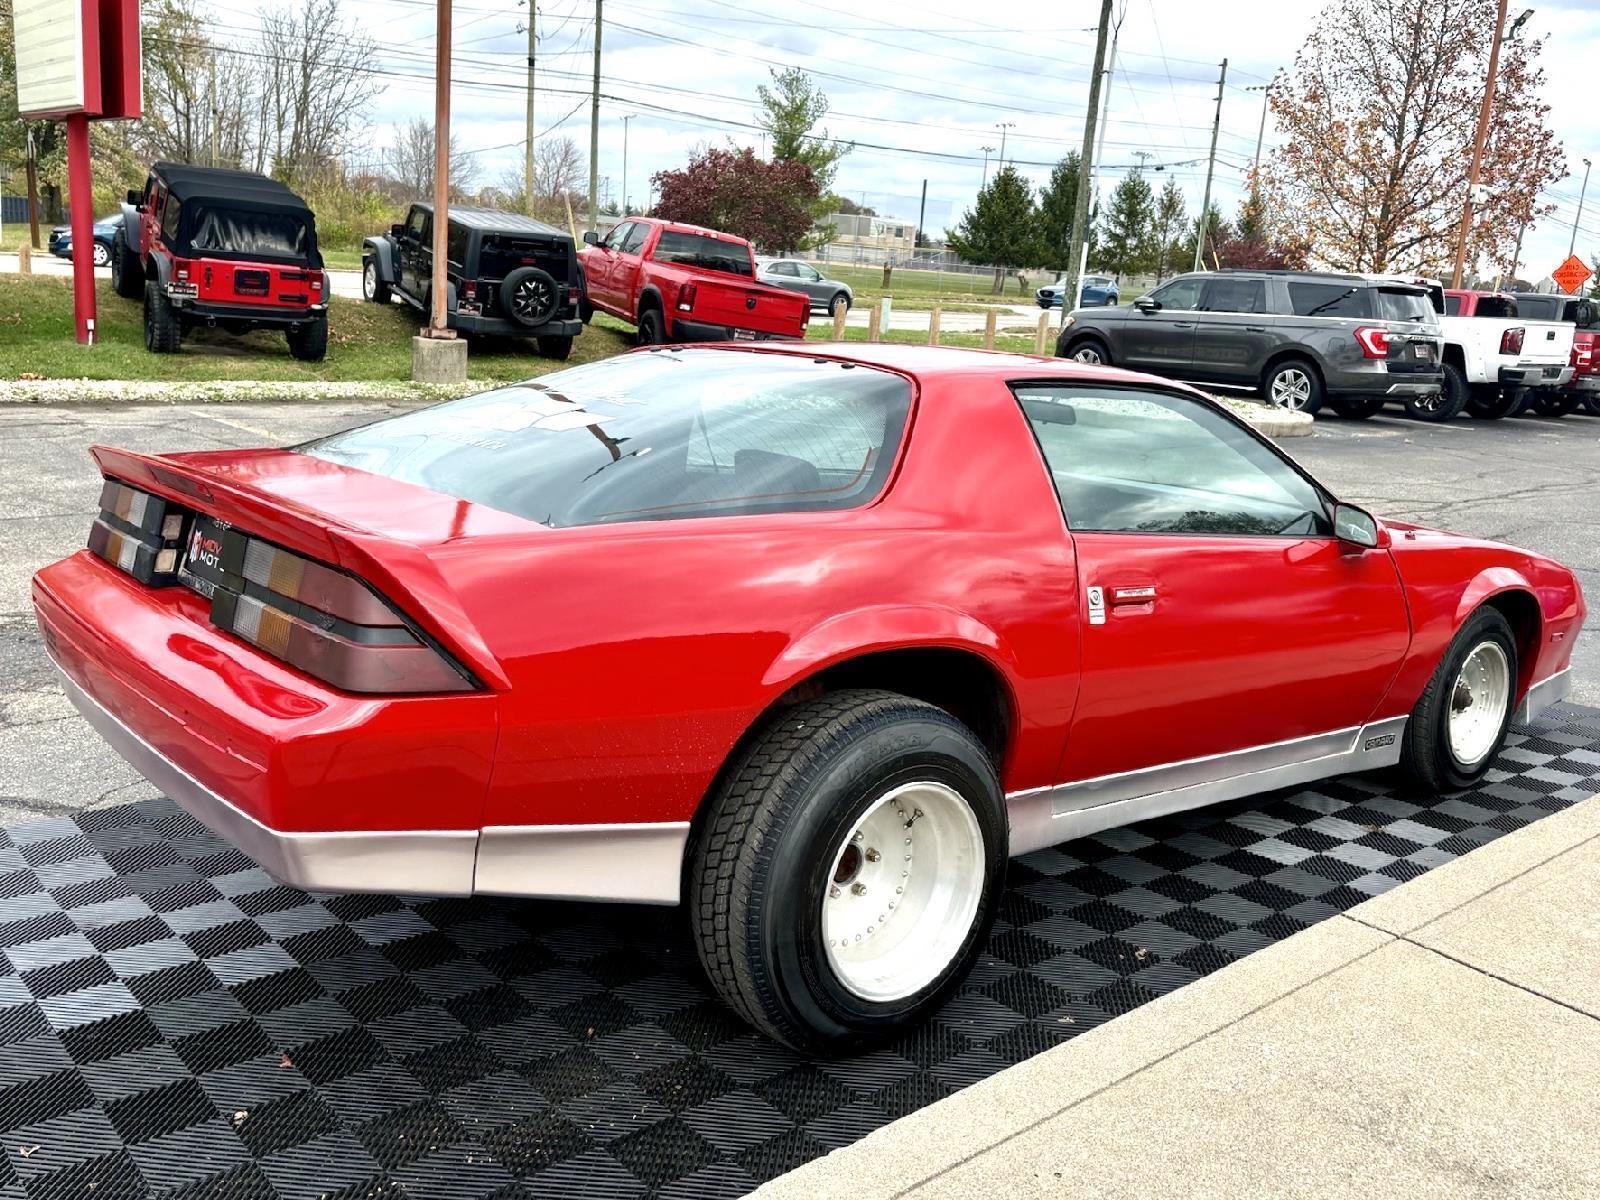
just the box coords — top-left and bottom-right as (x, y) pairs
(1172, 321), (1193, 328)
(1109, 585), (1157, 610)
(1245, 325), (1267, 333)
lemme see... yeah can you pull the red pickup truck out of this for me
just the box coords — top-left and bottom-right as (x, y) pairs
(578, 217), (808, 344)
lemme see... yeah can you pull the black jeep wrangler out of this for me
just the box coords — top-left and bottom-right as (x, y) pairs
(115, 163), (329, 360)
(362, 204), (584, 359)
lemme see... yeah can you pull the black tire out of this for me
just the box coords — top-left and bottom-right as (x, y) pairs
(536, 334), (573, 361)
(1586, 393), (1600, 418)
(829, 292), (851, 318)
(1407, 365), (1467, 421)
(143, 280), (182, 354)
(1059, 334), (1110, 365)
(1529, 389), (1581, 417)
(500, 266), (559, 328)
(1467, 385), (1517, 420)
(637, 306), (666, 346)
(286, 314), (328, 362)
(1263, 357), (1324, 415)
(361, 258), (391, 305)
(1330, 395), (1385, 419)
(579, 297), (594, 325)
(1400, 607), (1518, 793)
(112, 232), (144, 299)
(689, 689), (1006, 1053)
(91, 240), (111, 268)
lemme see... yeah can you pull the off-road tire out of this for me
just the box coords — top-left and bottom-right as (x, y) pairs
(500, 266), (559, 328)
(1407, 365), (1467, 421)
(362, 258), (391, 305)
(1330, 395), (1385, 419)
(1467, 385), (1517, 420)
(638, 307), (666, 346)
(1400, 607), (1518, 794)
(112, 232), (144, 299)
(1529, 390), (1581, 417)
(286, 314), (328, 362)
(536, 334), (573, 361)
(688, 689), (1006, 1053)
(1263, 357), (1324, 415)
(143, 281), (182, 354)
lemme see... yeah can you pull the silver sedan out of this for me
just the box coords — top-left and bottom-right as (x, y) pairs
(755, 258), (854, 316)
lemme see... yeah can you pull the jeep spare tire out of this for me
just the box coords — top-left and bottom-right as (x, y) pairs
(501, 267), (559, 327)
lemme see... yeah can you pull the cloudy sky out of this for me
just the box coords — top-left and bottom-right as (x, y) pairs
(289, 0), (1596, 279)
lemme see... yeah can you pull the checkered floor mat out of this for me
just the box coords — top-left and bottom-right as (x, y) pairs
(0, 705), (1595, 1200)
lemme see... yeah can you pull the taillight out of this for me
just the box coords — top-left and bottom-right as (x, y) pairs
(208, 535), (476, 694)
(1353, 327), (1390, 358)
(677, 282), (697, 312)
(88, 480), (187, 584)
(174, 260), (190, 282)
(1500, 327), (1525, 356)
(463, 281), (478, 301)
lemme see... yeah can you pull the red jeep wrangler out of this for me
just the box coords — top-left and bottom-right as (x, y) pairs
(113, 163), (330, 361)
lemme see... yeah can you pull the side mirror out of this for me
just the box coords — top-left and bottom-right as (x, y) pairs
(126, 189), (142, 207)
(390, 223), (405, 238)
(1134, 297), (1161, 313)
(1333, 503), (1385, 549)
(582, 230), (600, 245)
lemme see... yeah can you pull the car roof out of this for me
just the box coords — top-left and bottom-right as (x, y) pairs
(686, 340), (1172, 387)
(152, 162), (311, 214)
(410, 204), (568, 237)
(629, 216), (751, 244)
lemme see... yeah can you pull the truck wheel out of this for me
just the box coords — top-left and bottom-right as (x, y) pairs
(1330, 395), (1384, 419)
(1406, 367), (1467, 422)
(362, 258), (391, 305)
(536, 334), (573, 361)
(1586, 393), (1600, 418)
(1467, 385), (1517, 420)
(1529, 390), (1580, 417)
(689, 690), (1006, 1053)
(579, 297), (594, 325)
(1400, 608), (1517, 793)
(500, 267), (559, 328)
(1263, 358), (1324, 414)
(286, 314), (329, 362)
(638, 307), (665, 346)
(143, 281), (182, 354)
(112, 232), (144, 299)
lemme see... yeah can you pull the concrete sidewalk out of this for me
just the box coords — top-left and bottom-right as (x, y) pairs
(757, 795), (1600, 1200)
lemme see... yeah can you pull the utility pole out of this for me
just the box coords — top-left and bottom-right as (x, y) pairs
(979, 145), (995, 191)
(1247, 83), (1273, 175)
(1571, 157), (1593, 258)
(915, 178), (927, 251)
(1452, 0), (1511, 288)
(621, 114), (633, 214)
(995, 122), (1014, 167)
(208, 70), (218, 167)
(1063, 0), (1113, 329)
(523, 0), (536, 212)
(428, 0), (453, 337)
(587, 0), (602, 234)
(24, 128), (41, 250)
(1192, 58), (1228, 274)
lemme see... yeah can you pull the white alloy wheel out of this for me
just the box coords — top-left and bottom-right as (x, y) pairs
(92, 241), (111, 267)
(1072, 344), (1103, 364)
(1448, 641), (1512, 767)
(822, 780), (985, 1004)
(363, 261), (378, 300)
(1270, 366), (1314, 410)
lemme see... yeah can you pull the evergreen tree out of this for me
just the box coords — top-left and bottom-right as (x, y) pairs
(1033, 152), (1088, 271)
(1096, 170), (1155, 279)
(945, 165), (1038, 293)
(1150, 177), (1189, 283)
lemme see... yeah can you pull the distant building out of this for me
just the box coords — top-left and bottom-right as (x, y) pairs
(821, 213), (918, 258)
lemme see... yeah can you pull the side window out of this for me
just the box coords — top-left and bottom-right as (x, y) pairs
(161, 192), (182, 236)
(1148, 277), (1203, 311)
(1200, 278), (1266, 314)
(1287, 282), (1370, 318)
(620, 223), (649, 255)
(1015, 385), (1331, 538)
(1444, 293), (1462, 317)
(768, 261), (798, 277)
(405, 207), (428, 239)
(603, 222), (632, 251)
(801, 264), (823, 281)
(446, 220), (469, 266)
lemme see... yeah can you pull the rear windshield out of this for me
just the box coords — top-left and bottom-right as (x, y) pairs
(1287, 282), (1369, 318)
(301, 350), (911, 528)
(652, 231), (753, 276)
(1373, 287), (1435, 323)
(1514, 295), (1568, 321)
(1444, 294), (1462, 316)
(188, 205), (309, 259)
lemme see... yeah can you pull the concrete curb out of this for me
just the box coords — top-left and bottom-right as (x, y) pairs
(1214, 397), (1315, 438)
(751, 793), (1600, 1200)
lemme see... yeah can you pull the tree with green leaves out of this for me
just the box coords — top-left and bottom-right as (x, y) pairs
(757, 68), (850, 197)
(1149, 177), (1188, 282)
(1033, 152), (1087, 271)
(1096, 170), (1154, 279)
(1189, 202), (1225, 270)
(945, 164), (1037, 293)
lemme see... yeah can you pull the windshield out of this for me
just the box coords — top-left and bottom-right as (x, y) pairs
(652, 231), (754, 276)
(302, 350), (912, 528)
(1373, 287), (1434, 323)
(188, 205), (309, 259)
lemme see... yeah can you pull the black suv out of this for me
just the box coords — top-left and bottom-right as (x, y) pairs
(1055, 270), (1445, 418)
(362, 204), (584, 359)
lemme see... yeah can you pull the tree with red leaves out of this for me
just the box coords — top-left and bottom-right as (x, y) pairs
(652, 148), (819, 254)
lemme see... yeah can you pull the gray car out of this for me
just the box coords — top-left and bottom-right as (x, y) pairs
(755, 258), (853, 316)
(1054, 270), (1445, 419)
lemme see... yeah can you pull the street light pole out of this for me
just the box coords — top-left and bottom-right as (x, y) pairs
(995, 122), (1014, 167)
(523, 0), (536, 213)
(586, 0), (602, 233)
(1451, 0), (1513, 288)
(1246, 83), (1273, 175)
(1571, 157), (1593, 258)
(979, 145), (995, 191)
(621, 115), (633, 214)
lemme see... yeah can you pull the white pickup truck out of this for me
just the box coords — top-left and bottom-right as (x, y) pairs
(1439, 289), (1575, 420)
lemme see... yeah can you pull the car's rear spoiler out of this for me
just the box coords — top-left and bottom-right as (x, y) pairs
(89, 445), (510, 690)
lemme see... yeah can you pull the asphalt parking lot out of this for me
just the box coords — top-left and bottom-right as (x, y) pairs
(2, 400), (1597, 832)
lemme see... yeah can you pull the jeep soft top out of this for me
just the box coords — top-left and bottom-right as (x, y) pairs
(114, 163), (330, 361)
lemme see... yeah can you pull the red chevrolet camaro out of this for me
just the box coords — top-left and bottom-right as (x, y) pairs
(34, 344), (1583, 1050)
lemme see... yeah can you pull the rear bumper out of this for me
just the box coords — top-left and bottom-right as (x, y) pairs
(450, 312), (583, 338)
(1329, 368), (1443, 397)
(171, 299), (327, 327)
(1500, 364), (1575, 387)
(672, 318), (802, 343)
(1574, 376), (1600, 393)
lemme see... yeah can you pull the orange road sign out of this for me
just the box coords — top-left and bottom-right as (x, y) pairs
(1552, 254), (1593, 296)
